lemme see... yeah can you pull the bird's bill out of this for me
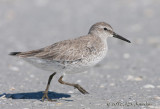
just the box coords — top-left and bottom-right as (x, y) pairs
(113, 32), (131, 43)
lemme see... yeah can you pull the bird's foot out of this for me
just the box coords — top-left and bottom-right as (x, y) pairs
(74, 84), (89, 94)
(42, 92), (57, 102)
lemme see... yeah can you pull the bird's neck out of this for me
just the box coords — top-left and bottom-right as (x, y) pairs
(90, 31), (107, 40)
(90, 33), (108, 51)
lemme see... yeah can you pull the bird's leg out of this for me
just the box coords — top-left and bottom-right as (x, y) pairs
(58, 76), (89, 94)
(42, 72), (56, 101)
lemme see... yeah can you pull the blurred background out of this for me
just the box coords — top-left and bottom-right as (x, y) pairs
(0, 0), (160, 109)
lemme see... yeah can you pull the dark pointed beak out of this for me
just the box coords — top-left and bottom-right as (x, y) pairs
(113, 32), (131, 43)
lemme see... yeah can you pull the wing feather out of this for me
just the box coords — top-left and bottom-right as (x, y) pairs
(16, 35), (102, 61)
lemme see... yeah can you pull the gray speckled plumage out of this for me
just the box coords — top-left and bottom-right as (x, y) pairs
(17, 34), (105, 61)
(10, 22), (130, 74)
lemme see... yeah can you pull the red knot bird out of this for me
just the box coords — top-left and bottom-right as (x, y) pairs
(10, 22), (131, 101)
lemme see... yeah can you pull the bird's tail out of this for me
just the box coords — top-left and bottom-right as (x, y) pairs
(9, 52), (21, 56)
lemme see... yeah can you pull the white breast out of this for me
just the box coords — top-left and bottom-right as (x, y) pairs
(82, 46), (108, 67)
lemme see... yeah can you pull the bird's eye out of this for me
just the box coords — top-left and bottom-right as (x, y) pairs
(104, 28), (108, 30)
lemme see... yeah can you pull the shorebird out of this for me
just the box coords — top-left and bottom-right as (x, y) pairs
(10, 22), (131, 101)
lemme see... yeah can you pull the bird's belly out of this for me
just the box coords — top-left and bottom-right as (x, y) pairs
(22, 57), (90, 74)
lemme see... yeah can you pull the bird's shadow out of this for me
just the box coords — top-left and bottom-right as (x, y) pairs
(0, 91), (72, 101)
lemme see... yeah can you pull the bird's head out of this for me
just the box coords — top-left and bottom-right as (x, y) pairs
(89, 22), (131, 43)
